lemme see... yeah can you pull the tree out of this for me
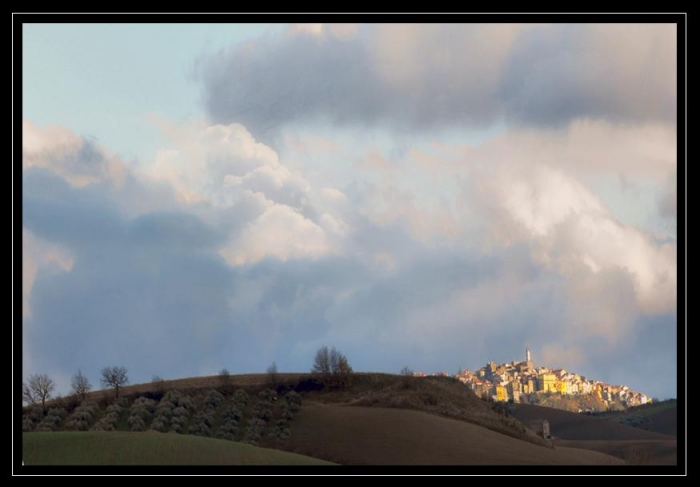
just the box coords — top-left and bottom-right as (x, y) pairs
(71, 369), (92, 401)
(267, 361), (279, 385)
(312, 346), (353, 389)
(219, 368), (231, 386)
(23, 373), (56, 411)
(101, 366), (129, 398)
(400, 366), (413, 376)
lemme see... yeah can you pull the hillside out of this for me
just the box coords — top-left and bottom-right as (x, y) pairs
(287, 404), (623, 465)
(23, 431), (334, 465)
(301, 373), (550, 448)
(509, 403), (674, 441)
(508, 403), (677, 465)
(24, 373), (655, 465)
(590, 400), (678, 437)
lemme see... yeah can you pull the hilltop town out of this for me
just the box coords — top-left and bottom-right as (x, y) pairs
(414, 348), (650, 411)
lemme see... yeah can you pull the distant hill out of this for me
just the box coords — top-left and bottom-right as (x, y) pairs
(509, 403), (677, 465)
(590, 400), (677, 437)
(509, 403), (674, 441)
(23, 431), (334, 465)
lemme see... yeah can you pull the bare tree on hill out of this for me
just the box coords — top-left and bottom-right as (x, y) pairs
(71, 369), (92, 401)
(23, 373), (56, 411)
(267, 361), (279, 386)
(312, 346), (353, 389)
(101, 366), (129, 398)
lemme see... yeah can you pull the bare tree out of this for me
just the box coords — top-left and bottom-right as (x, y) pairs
(400, 366), (413, 376)
(267, 361), (279, 385)
(219, 368), (231, 386)
(312, 346), (332, 384)
(71, 369), (92, 401)
(312, 346), (353, 389)
(23, 373), (56, 411)
(101, 366), (129, 398)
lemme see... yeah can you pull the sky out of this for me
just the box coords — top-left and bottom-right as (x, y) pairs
(21, 22), (679, 400)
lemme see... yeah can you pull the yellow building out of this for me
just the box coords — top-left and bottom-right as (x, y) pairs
(538, 373), (557, 393)
(496, 385), (508, 402)
(555, 380), (568, 395)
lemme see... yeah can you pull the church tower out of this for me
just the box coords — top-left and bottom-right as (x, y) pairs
(525, 346), (533, 371)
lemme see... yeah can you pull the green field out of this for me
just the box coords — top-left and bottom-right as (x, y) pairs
(23, 432), (335, 465)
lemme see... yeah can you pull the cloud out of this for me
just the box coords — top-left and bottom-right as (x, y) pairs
(220, 203), (334, 265)
(499, 24), (676, 126)
(474, 163), (677, 319)
(21, 117), (677, 399)
(660, 169), (678, 219)
(23, 120), (128, 188)
(22, 228), (75, 318)
(198, 23), (676, 136)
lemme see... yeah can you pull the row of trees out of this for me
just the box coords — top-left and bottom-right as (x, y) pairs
(22, 366), (129, 410)
(24, 345), (354, 410)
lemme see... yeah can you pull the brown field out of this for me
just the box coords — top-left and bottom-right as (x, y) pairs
(287, 403), (624, 465)
(510, 403), (673, 441)
(644, 406), (677, 437)
(554, 440), (677, 466)
(509, 403), (677, 465)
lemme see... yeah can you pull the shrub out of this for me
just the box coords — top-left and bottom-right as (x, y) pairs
(242, 419), (265, 445)
(268, 419), (291, 439)
(177, 395), (195, 410)
(258, 389), (277, 402)
(204, 389), (224, 408)
(233, 389), (249, 408)
(131, 397), (157, 413)
(187, 421), (210, 437)
(92, 419), (116, 431)
(253, 402), (273, 422)
(128, 415), (146, 431)
(67, 402), (98, 430)
(150, 417), (169, 432)
(172, 406), (189, 418)
(221, 405), (242, 423)
(22, 416), (35, 432)
(216, 420), (239, 441)
(280, 405), (294, 421)
(284, 391), (302, 412)
(106, 403), (122, 415)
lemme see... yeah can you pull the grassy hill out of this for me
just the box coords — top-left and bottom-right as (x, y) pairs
(287, 404), (623, 465)
(590, 400), (677, 437)
(23, 431), (334, 465)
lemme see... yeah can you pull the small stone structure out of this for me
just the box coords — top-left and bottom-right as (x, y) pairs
(527, 419), (550, 439)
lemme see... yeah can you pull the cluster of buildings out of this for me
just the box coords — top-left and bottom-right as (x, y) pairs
(414, 347), (650, 409)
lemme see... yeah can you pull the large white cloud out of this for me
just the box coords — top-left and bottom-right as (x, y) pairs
(23, 120), (128, 188)
(220, 203), (334, 266)
(478, 163), (676, 318)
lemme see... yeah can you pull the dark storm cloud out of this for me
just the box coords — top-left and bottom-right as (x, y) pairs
(198, 24), (676, 137)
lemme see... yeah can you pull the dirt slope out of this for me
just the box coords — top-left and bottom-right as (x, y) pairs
(288, 403), (624, 465)
(555, 439), (677, 466)
(510, 404), (674, 441)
